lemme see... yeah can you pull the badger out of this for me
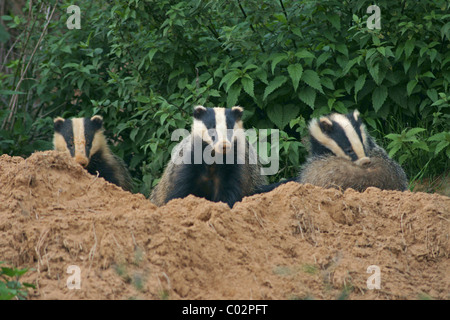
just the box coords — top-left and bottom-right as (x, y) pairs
(254, 109), (408, 193)
(53, 115), (133, 192)
(150, 106), (268, 207)
(298, 109), (408, 192)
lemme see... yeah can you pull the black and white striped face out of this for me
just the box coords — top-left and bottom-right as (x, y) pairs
(192, 106), (244, 154)
(309, 110), (371, 166)
(53, 116), (104, 167)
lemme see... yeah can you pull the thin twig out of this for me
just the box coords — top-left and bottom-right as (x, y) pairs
(236, 0), (265, 53)
(279, 0), (297, 49)
(251, 208), (265, 229)
(84, 171), (100, 194)
(3, 1), (58, 130)
(88, 223), (98, 273)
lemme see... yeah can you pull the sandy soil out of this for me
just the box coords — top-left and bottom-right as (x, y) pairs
(0, 151), (448, 300)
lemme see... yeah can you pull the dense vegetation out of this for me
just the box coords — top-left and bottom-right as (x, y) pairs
(0, 261), (34, 300)
(1, 0), (449, 196)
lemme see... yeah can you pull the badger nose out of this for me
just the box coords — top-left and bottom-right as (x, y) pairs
(355, 157), (371, 166)
(215, 141), (232, 154)
(75, 155), (89, 168)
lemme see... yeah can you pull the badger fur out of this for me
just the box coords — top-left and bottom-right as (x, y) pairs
(298, 110), (408, 191)
(53, 115), (133, 192)
(150, 106), (267, 207)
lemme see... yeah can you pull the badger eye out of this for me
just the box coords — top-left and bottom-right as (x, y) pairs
(346, 148), (354, 154)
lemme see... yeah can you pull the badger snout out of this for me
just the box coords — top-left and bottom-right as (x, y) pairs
(355, 157), (371, 166)
(75, 155), (89, 167)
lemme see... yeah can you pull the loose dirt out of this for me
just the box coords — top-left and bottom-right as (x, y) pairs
(0, 151), (448, 300)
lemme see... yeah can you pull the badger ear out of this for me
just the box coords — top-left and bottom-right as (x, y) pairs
(231, 106), (244, 120)
(353, 109), (361, 121)
(54, 117), (65, 132)
(318, 117), (333, 133)
(91, 115), (103, 130)
(193, 105), (207, 119)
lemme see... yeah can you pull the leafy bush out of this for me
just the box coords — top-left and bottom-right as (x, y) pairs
(1, 0), (449, 195)
(0, 262), (34, 300)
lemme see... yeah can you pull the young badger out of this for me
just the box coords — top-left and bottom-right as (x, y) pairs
(298, 110), (408, 192)
(53, 115), (133, 192)
(150, 106), (268, 207)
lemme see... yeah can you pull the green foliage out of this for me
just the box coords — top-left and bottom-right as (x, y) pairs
(1, 0), (449, 194)
(0, 262), (35, 300)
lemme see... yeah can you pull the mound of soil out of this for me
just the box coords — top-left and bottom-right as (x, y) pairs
(0, 151), (448, 300)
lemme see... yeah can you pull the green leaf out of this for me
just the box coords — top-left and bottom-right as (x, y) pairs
(421, 71), (435, 79)
(160, 113), (169, 125)
(342, 58), (357, 76)
(219, 70), (240, 92)
(316, 52), (331, 68)
(62, 62), (80, 69)
(372, 86), (388, 112)
(321, 77), (334, 90)
(298, 86), (316, 109)
(287, 64), (303, 92)
(0, 282), (15, 300)
(426, 89), (438, 102)
(263, 76), (287, 100)
(267, 104), (300, 129)
(406, 79), (418, 96)
(327, 14), (340, 30)
(149, 142), (158, 154)
(406, 127), (426, 137)
(403, 59), (412, 74)
(434, 141), (449, 155)
(301, 70), (323, 93)
(0, 90), (25, 95)
(441, 21), (450, 40)
(148, 48), (158, 62)
(135, 96), (151, 103)
(243, 64), (258, 72)
(13, 268), (29, 277)
(0, 267), (16, 277)
(241, 76), (255, 98)
(335, 43), (348, 57)
(23, 282), (35, 289)
(404, 39), (415, 58)
(411, 141), (429, 152)
(388, 144), (402, 158)
(270, 53), (287, 74)
(295, 49), (315, 60)
(130, 128), (139, 141)
(367, 63), (380, 85)
(354, 74), (366, 101)
(364, 116), (377, 130)
(227, 84), (242, 108)
(428, 132), (447, 141)
(253, 67), (268, 85)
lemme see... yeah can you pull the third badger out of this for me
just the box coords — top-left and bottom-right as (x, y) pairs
(53, 115), (133, 192)
(150, 106), (268, 208)
(257, 109), (408, 193)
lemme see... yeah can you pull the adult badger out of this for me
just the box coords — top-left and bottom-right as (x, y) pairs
(256, 110), (408, 193)
(53, 115), (133, 192)
(150, 106), (267, 207)
(298, 109), (408, 191)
